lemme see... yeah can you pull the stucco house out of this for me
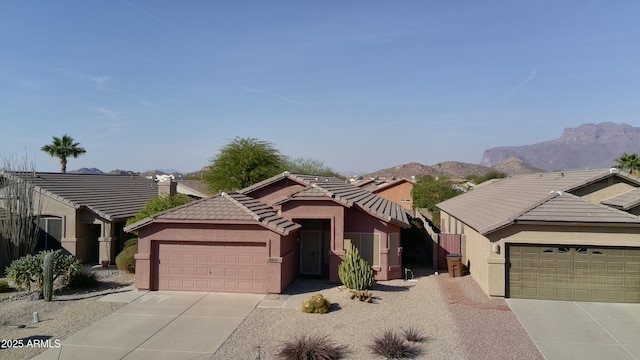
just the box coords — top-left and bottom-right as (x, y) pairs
(437, 168), (640, 303)
(0, 172), (173, 266)
(125, 172), (410, 294)
(370, 178), (415, 211)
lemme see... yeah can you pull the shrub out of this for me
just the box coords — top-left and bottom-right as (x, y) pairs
(67, 266), (97, 289)
(0, 280), (10, 293)
(338, 244), (375, 290)
(369, 329), (420, 359)
(301, 293), (331, 314)
(115, 246), (136, 273)
(278, 335), (348, 360)
(123, 238), (138, 249)
(402, 327), (426, 343)
(4, 250), (88, 292)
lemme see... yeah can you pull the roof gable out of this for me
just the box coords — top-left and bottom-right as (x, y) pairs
(125, 192), (301, 236)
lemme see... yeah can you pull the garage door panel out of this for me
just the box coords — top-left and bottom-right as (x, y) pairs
(508, 245), (640, 303)
(155, 241), (267, 293)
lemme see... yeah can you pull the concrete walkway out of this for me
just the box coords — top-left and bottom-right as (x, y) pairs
(507, 299), (640, 360)
(34, 291), (264, 360)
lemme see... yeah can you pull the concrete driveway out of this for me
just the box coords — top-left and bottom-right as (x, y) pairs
(34, 290), (264, 360)
(507, 299), (640, 360)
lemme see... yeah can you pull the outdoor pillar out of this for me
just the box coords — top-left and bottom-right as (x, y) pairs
(98, 237), (117, 265)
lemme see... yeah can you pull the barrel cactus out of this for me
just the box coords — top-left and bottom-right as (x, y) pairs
(42, 252), (54, 301)
(338, 244), (375, 290)
(301, 294), (331, 314)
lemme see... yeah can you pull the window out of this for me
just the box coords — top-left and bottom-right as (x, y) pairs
(344, 232), (381, 267)
(388, 233), (399, 267)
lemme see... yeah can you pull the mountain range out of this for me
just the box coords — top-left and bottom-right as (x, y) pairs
(481, 122), (640, 171)
(68, 122), (638, 180)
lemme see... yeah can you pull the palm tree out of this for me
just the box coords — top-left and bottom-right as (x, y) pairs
(613, 153), (640, 176)
(40, 134), (87, 173)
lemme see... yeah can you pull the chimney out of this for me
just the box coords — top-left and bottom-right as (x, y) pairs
(158, 180), (177, 196)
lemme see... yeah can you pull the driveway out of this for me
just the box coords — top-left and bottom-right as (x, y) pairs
(507, 299), (640, 360)
(33, 290), (264, 360)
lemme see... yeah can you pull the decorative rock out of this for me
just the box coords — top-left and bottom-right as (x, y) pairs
(30, 291), (43, 301)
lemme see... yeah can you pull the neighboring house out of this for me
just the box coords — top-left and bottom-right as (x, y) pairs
(437, 169), (640, 303)
(125, 172), (411, 294)
(0, 172), (165, 265)
(176, 179), (210, 199)
(370, 178), (415, 211)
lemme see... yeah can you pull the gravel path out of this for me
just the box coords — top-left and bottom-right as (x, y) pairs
(0, 267), (134, 360)
(439, 274), (543, 360)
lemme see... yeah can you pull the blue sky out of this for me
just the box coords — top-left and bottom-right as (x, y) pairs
(1, 1), (639, 174)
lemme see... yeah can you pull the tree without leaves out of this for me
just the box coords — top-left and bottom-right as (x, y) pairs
(0, 154), (42, 263)
(40, 134), (86, 173)
(205, 137), (284, 192)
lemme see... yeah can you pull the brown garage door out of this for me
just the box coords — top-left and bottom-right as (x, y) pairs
(508, 245), (640, 303)
(155, 242), (267, 293)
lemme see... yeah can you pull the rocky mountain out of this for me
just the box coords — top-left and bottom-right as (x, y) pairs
(68, 167), (104, 174)
(493, 157), (544, 176)
(481, 122), (640, 171)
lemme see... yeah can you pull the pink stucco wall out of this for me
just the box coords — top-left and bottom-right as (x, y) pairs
(135, 222), (297, 293)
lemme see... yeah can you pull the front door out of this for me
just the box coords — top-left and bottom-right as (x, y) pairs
(300, 230), (322, 275)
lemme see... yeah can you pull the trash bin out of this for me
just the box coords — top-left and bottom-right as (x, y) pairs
(446, 254), (463, 277)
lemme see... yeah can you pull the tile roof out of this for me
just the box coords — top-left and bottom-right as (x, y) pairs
(176, 180), (210, 198)
(601, 187), (640, 210)
(2, 172), (158, 221)
(125, 192), (301, 236)
(260, 173), (410, 228)
(371, 178), (414, 193)
(518, 193), (640, 224)
(437, 169), (640, 234)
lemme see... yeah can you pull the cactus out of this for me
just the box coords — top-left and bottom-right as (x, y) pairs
(301, 294), (331, 314)
(338, 244), (375, 290)
(42, 252), (54, 301)
(349, 289), (373, 303)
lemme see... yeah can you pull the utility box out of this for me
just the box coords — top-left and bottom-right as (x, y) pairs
(446, 254), (463, 277)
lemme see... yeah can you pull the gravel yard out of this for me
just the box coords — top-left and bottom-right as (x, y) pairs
(212, 268), (542, 360)
(0, 267), (134, 360)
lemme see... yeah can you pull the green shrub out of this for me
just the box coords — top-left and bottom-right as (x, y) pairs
(0, 280), (10, 293)
(278, 335), (348, 360)
(338, 244), (375, 290)
(67, 266), (97, 289)
(115, 246), (136, 273)
(5, 250), (86, 292)
(301, 293), (331, 314)
(123, 238), (138, 249)
(369, 329), (420, 359)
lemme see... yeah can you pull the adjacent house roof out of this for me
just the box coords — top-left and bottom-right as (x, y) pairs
(176, 180), (210, 198)
(2, 172), (158, 221)
(437, 169), (640, 234)
(370, 178), (414, 194)
(125, 192), (301, 236)
(247, 173), (410, 228)
(601, 187), (640, 210)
